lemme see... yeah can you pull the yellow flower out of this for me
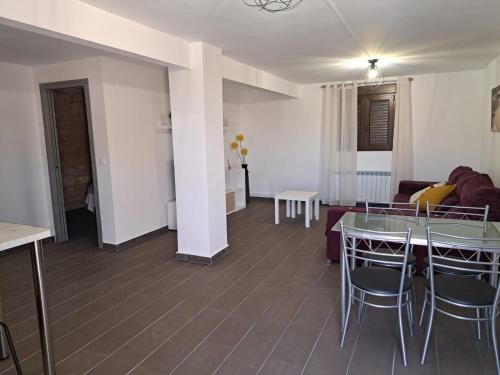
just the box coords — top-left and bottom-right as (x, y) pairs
(230, 141), (239, 150)
(241, 148), (248, 156)
(236, 134), (244, 142)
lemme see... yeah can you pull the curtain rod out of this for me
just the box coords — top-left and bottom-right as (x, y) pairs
(320, 77), (414, 89)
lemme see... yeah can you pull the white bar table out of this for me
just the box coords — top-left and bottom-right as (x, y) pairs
(0, 222), (55, 374)
(274, 191), (320, 228)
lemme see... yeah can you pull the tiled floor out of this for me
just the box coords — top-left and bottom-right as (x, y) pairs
(0, 199), (497, 374)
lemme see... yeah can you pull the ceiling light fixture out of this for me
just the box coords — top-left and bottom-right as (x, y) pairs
(242, 0), (303, 12)
(362, 59), (383, 84)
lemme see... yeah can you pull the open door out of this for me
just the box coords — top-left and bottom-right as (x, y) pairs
(40, 79), (103, 248)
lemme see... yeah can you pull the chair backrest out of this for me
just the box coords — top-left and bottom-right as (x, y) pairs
(340, 223), (412, 293)
(426, 201), (489, 222)
(426, 228), (500, 280)
(364, 197), (419, 220)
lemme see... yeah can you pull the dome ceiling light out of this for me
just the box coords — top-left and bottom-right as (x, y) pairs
(362, 58), (383, 84)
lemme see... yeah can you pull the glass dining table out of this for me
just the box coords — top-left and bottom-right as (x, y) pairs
(331, 212), (500, 330)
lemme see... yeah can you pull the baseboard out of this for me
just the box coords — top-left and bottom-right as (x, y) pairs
(103, 225), (169, 251)
(176, 244), (229, 265)
(250, 192), (275, 199)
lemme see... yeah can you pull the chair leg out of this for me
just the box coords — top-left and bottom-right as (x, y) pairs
(419, 292), (428, 326)
(408, 264), (417, 306)
(492, 310), (500, 375)
(421, 300), (435, 365)
(0, 322), (22, 375)
(476, 308), (482, 340)
(486, 308), (492, 349)
(397, 297), (408, 366)
(411, 285), (417, 311)
(340, 292), (353, 348)
(406, 294), (414, 337)
(357, 292), (365, 325)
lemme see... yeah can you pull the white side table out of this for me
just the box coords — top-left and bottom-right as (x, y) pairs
(274, 191), (320, 228)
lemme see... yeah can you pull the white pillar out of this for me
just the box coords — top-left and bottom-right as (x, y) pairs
(169, 42), (228, 262)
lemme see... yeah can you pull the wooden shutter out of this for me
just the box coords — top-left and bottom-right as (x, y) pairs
(358, 84), (396, 151)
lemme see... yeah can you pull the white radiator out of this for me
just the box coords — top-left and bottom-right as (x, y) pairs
(357, 171), (391, 203)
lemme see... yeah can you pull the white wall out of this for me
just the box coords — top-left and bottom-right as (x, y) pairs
(481, 54), (500, 186)
(233, 70), (485, 197)
(412, 70), (484, 181)
(31, 56), (172, 245)
(100, 57), (172, 244)
(0, 61), (51, 227)
(223, 101), (242, 170)
(238, 84), (322, 197)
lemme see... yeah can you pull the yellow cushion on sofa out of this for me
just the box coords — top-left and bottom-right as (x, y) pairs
(417, 184), (456, 211)
(409, 186), (430, 204)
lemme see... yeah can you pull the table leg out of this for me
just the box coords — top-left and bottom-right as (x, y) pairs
(491, 254), (499, 286)
(340, 237), (346, 331)
(297, 201), (302, 215)
(31, 240), (56, 375)
(291, 201), (296, 218)
(0, 289), (9, 360)
(274, 198), (280, 224)
(305, 199), (310, 228)
(286, 200), (290, 218)
(314, 195), (320, 220)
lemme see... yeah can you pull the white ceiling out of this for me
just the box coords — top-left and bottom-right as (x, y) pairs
(80, 0), (500, 83)
(0, 24), (118, 66)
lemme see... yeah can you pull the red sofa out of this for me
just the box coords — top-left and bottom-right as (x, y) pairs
(325, 166), (500, 272)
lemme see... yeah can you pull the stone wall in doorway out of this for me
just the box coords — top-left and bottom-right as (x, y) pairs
(53, 87), (92, 211)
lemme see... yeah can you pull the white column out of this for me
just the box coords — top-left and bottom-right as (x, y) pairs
(169, 42), (228, 260)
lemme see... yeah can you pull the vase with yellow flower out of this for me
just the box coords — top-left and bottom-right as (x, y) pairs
(231, 134), (250, 204)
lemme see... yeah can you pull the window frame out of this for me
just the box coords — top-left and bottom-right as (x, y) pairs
(357, 83), (396, 152)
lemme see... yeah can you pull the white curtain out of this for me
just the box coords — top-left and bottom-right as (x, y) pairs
(319, 82), (358, 206)
(390, 77), (414, 197)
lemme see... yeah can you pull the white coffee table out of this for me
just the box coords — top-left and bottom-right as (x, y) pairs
(274, 190), (320, 228)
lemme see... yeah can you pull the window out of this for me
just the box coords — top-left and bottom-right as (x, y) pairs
(357, 83), (396, 151)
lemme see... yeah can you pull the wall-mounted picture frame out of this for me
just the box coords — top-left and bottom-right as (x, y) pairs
(492, 85), (500, 132)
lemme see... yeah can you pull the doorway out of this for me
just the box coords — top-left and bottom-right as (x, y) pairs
(40, 79), (103, 248)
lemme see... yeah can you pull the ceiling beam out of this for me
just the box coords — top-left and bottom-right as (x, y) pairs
(0, 0), (191, 69)
(223, 56), (300, 98)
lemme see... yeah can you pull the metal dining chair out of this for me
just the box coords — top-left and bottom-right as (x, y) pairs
(340, 223), (413, 366)
(420, 202), (490, 339)
(420, 229), (500, 374)
(426, 201), (489, 222)
(364, 198), (420, 219)
(363, 199), (419, 310)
